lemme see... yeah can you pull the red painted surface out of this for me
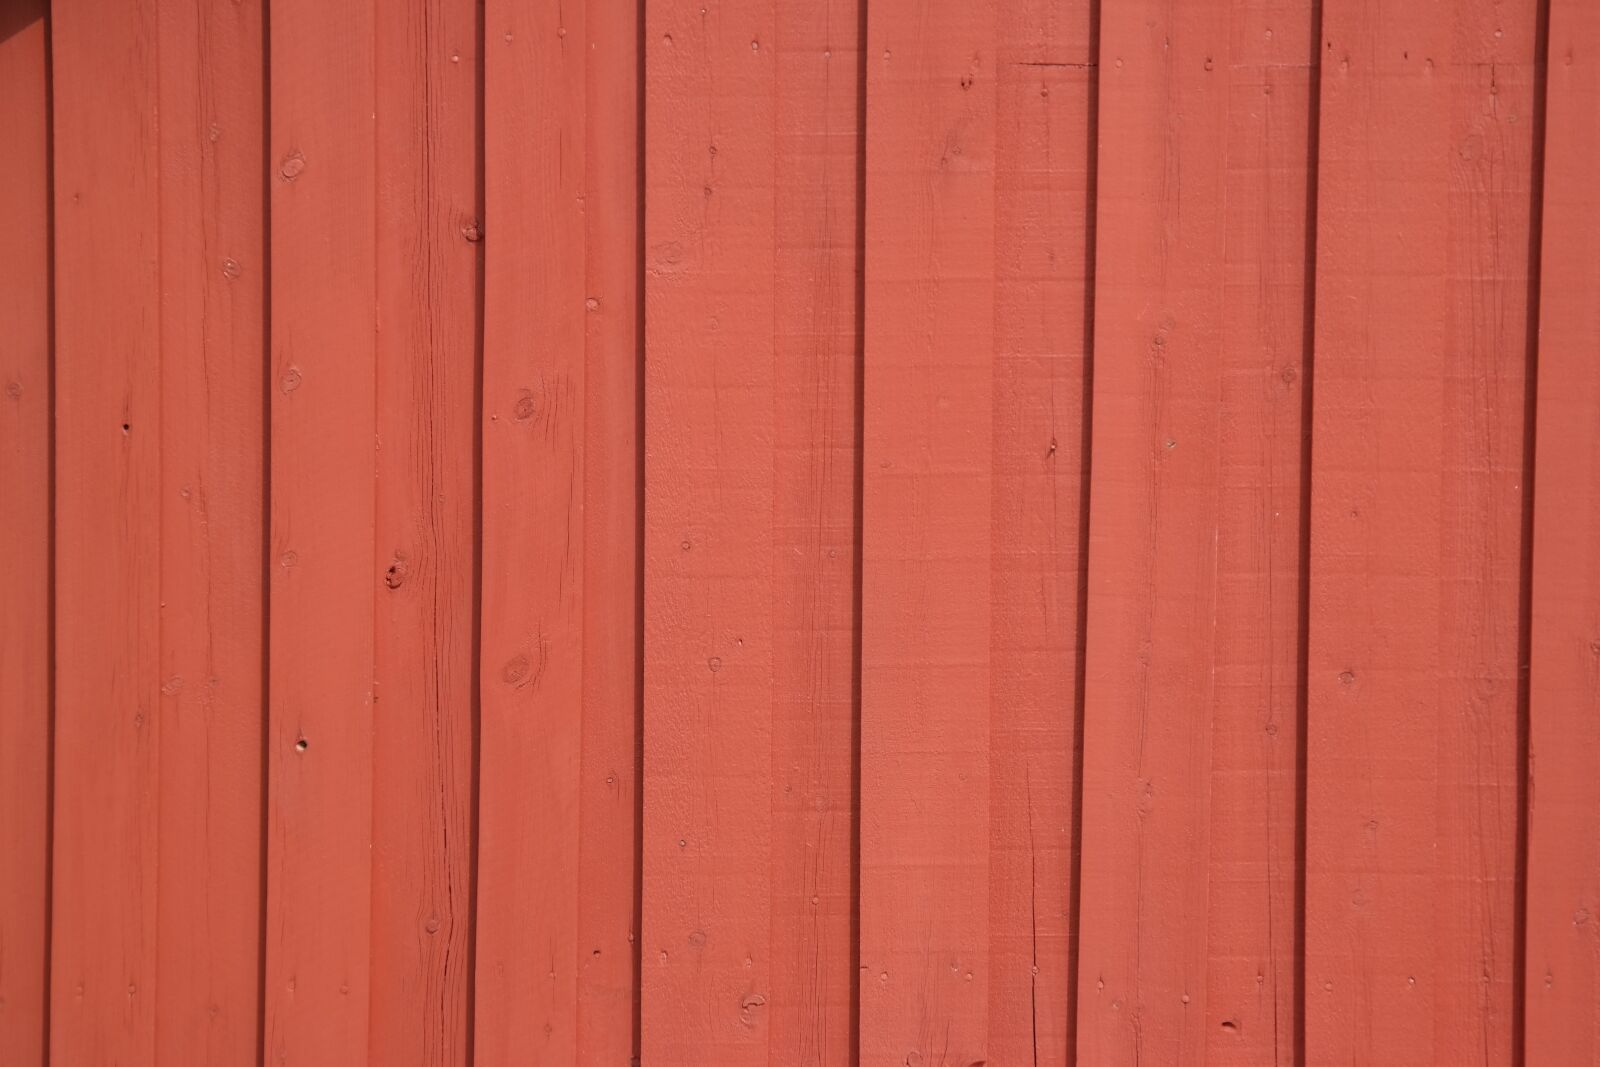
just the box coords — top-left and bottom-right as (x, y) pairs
(1525, 0), (1600, 1060)
(372, 1), (478, 1062)
(50, 1), (165, 1059)
(265, 0), (378, 1062)
(0, 5), (51, 1064)
(0, 0), (1590, 1064)
(476, 0), (588, 1060)
(859, 2), (996, 1065)
(1306, 1), (1534, 1062)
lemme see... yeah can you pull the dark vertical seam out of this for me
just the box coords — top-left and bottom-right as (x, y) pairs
(150, 0), (169, 1055)
(255, 0), (273, 1063)
(42, 1), (57, 1061)
(631, 0), (647, 1061)
(1066, 0), (1100, 1061)
(850, 0), (867, 1061)
(1294, 3), (1325, 1065)
(464, 0), (486, 1060)
(1513, 2), (1552, 1063)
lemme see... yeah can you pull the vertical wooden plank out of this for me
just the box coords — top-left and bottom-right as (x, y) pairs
(370, 1), (479, 1063)
(988, 2), (1093, 1064)
(1305, 0), (1535, 1061)
(0, 3), (51, 1063)
(768, 3), (861, 1064)
(474, 0), (587, 1060)
(1073, 0), (1230, 1061)
(1305, 8), (1449, 1062)
(1525, 0), (1600, 1059)
(859, 2), (996, 1064)
(642, 0), (777, 1060)
(1435, 2), (1537, 1058)
(48, 0), (162, 1060)
(576, 1), (645, 1061)
(1205, 1), (1317, 1060)
(265, 0), (377, 1061)
(154, 0), (267, 1060)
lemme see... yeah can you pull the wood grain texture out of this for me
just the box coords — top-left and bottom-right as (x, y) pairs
(769, 2), (862, 1064)
(859, 2), (996, 1064)
(1434, 2), (1536, 1058)
(1074, 0), (1230, 1061)
(642, 0), (779, 1062)
(989, 2), (1093, 1064)
(15, 1), (1600, 1062)
(1525, 0), (1600, 1059)
(1305, 1), (1535, 1062)
(1205, 1), (1316, 1061)
(154, 0), (267, 1060)
(473, 0), (588, 1060)
(577, 1), (645, 1062)
(265, 0), (378, 1061)
(371, 1), (479, 1063)
(0, 4), (51, 1063)
(48, 0), (162, 1059)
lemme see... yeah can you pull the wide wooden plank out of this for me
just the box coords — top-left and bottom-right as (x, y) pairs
(1305, 1), (1535, 1061)
(1433, 2), (1537, 1057)
(0, 4), (51, 1063)
(988, 2), (1093, 1063)
(1525, 0), (1600, 1059)
(576, 1), (645, 1060)
(153, 0), (267, 1060)
(641, 0), (778, 1061)
(264, 0), (378, 1061)
(371, 1), (479, 1063)
(1074, 0), (1231, 1060)
(859, 2), (996, 1063)
(768, 2), (862, 1063)
(48, 0), (163, 1059)
(1205, 1), (1317, 1061)
(474, 0), (589, 1060)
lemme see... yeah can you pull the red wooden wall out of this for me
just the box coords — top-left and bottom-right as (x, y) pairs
(0, 0), (1597, 1064)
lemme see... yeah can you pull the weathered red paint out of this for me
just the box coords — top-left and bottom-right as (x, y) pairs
(2, 1), (1592, 1064)
(1525, 0), (1600, 1060)
(0, 5), (51, 1064)
(265, 0), (378, 1061)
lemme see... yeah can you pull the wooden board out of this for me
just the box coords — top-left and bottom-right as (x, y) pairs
(1304, 0), (1535, 1061)
(1205, 0), (1317, 1060)
(264, 1), (378, 1061)
(576, 1), (646, 1061)
(473, 0), (588, 1060)
(0, 4), (51, 1062)
(370, 1), (479, 1062)
(48, 1), (163, 1059)
(15, 1), (1600, 1061)
(768, 1), (863, 1063)
(1433, 3), (1537, 1057)
(153, 0), (268, 1060)
(989, 1), (1094, 1063)
(1074, 0), (1231, 1060)
(640, 0), (779, 1061)
(859, 2), (996, 1063)
(1524, 0), (1600, 1059)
